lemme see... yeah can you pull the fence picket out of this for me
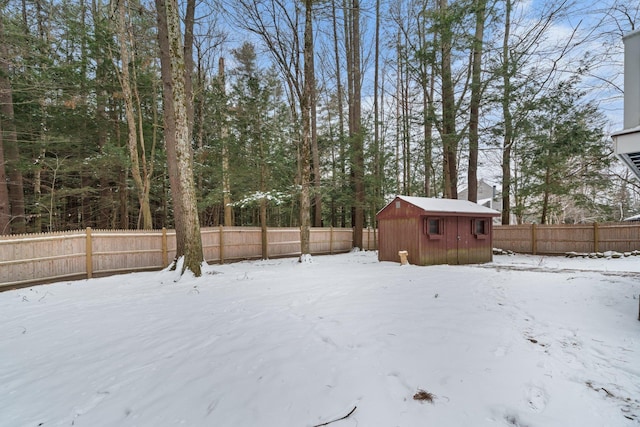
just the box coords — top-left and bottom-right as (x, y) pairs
(0, 226), (357, 289)
(493, 223), (640, 255)
(4, 223), (639, 290)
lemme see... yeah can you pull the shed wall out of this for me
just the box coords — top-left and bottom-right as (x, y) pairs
(378, 217), (421, 264)
(418, 216), (493, 265)
(377, 197), (495, 266)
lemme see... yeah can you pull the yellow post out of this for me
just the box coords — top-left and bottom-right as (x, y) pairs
(86, 227), (93, 279)
(398, 250), (409, 265)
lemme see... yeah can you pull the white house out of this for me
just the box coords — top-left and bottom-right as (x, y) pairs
(612, 29), (640, 179)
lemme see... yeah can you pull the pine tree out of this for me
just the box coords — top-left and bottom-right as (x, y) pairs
(517, 78), (611, 224)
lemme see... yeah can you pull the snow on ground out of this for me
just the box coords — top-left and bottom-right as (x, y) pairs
(1, 251), (639, 427)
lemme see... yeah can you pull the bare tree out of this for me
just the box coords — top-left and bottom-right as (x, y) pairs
(229, 0), (317, 258)
(498, 0), (576, 224)
(112, 0), (155, 229)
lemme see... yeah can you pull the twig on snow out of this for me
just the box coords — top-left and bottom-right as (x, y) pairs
(601, 387), (615, 398)
(312, 406), (357, 427)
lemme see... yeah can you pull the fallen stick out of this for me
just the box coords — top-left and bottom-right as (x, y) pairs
(312, 406), (357, 427)
(601, 387), (615, 398)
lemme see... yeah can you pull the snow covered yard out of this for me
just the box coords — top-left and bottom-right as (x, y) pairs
(1, 252), (639, 427)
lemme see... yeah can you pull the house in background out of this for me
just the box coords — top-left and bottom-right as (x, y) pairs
(459, 179), (507, 224)
(459, 179), (500, 210)
(377, 196), (500, 266)
(612, 30), (640, 179)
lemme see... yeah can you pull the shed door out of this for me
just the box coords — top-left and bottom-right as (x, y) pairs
(445, 217), (470, 265)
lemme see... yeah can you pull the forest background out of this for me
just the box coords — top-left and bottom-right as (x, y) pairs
(0, 0), (638, 238)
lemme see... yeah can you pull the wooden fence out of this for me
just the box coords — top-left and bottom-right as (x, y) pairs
(5, 222), (639, 289)
(0, 226), (377, 289)
(494, 223), (640, 255)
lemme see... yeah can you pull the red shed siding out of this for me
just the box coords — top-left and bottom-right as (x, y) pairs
(378, 217), (421, 264)
(377, 197), (495, 266)
(378, 199), (424, 265)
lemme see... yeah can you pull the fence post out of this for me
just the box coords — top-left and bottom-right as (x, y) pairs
(594, 222), (599, 253)
(86, 227), (93, 279)
(219, 225), (225, 264)
(531, 223), (537, 255)
(162, 227), (168, 267)
(330, 226), (334, 254)
(367, 227), (371, 250)
(373, 226), (377, 250)
(262, 226), (269, 260)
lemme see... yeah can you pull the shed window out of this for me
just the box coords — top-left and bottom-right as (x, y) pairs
(424, 217), (443, 239)
(473, 219), (488, 239)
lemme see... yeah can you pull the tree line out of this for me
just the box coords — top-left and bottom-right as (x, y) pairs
(1, 0), (639, 245)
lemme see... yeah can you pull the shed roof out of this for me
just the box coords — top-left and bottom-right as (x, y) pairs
(384, 195), (500, 216)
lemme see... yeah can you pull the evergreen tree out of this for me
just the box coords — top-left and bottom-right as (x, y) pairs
(228, 43), (297, 225)
(517, 78), (612, 224)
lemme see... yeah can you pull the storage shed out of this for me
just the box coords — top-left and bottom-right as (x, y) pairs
(377, 196), (500, 266)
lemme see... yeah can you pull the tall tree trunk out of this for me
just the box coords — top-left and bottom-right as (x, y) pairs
(0, 10), (25, 234)
(183, 0), (195, 135)
(309, 19), (321, 228)
(92, 0), (112, 229)
(0, 121), (9, 234)
(219, 58), (233, 226)
(439, 0), (457, 199)
(114, 0), (153, 229)
(259, 116), (268, 259)
(0, 8), (10, 234)
(300, 0), (313, 259)
(467, 0), (487, 203)
(373, 0), (381, 222)
(348, 0), (364, 248)
(311, 87), (321, 227)
(156, 0), (183, 247)
(331, 0), (346, 228)
(395, 30), (401, 195)
(119, 167), (129, 229)
(157, 0), (203, 275)
(401, 42), (410, 195)
(501, 0), (513, 224)
(541, 163), (551, 224)
(417, 11), (434, 198)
